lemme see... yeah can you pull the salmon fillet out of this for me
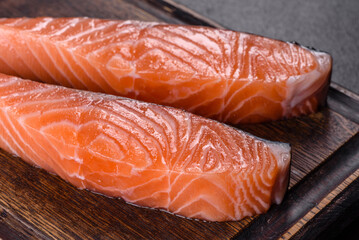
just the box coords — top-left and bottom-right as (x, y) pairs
(0, 17), (332, 124)
(0, 73), (290, 221)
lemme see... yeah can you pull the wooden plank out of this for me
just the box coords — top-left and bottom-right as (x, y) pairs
(0, 0), (357, 239)
(133, 0), (224, 28)
(284, 170), (359, 239)
(327, 85), (359, 124)
(234, 132), (359, 239)
(240, 109), (359, 187)
(291, 177), (359, 240)
(0, 0), (167, 22)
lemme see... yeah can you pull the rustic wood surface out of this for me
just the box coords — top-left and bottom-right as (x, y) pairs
(0, 0), (358, 239)
(234, 133), (359, 240)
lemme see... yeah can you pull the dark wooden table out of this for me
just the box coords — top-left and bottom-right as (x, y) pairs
(0, 1), (358, 239)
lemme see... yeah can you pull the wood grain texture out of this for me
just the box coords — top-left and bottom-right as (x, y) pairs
(296, 178), (359, 240)
(240, 109), (359, 187)
(289, 171), (359, 240)
(234, 132), (359, 240)
(137, 0), (224, 28)
(327, 86), (359, 124)
(0, 0), (358, 239)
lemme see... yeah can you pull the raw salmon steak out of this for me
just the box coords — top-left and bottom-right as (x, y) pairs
(0, 17), (331, 124)
(0, 73), (291, 221)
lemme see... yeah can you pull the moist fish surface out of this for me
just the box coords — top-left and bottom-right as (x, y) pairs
(0, 17), (332, 124)
(0, 73), (290, 221)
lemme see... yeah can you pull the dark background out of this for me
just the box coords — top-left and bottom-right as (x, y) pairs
(174, 0), (359, 95)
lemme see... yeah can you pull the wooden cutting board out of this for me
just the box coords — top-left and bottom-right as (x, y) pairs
(0, 0), (358, 239)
